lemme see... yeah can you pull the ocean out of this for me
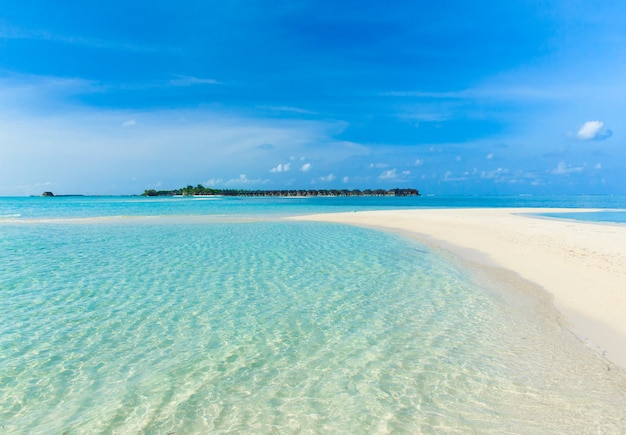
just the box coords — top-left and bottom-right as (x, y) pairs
(1, 195), (626, 433)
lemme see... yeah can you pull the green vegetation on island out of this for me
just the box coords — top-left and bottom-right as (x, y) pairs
(142, 184), (419, 197)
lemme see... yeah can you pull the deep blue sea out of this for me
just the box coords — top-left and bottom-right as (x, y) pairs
(1, 195), (625, 433)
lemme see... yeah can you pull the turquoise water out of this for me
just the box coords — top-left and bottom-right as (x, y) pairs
(539, 210), (626, 224)
(1, 196), (626, 433)
(2, 194), (626, 221)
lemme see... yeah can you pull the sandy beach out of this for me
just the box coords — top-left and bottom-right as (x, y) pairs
(290, 208), (626, 370)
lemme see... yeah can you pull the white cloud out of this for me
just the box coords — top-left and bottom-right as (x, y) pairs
(576, 121), (612, 141)
(369, 162), (388, 169)
(455, 155), (462, 162)
(481, 167), (509, 180)
(270, 163), (291, 173)
(486, 153), (494, 160)
(376, 169), (412, 182)
(224, 174), (269, 186)
(122, 119), (137, 127)
(595, 163), (602, 170)
(413, 158), (423, 166)
(300, 163), (312, 172)
(342, 176), (349, 183)
(319, 174), (335, 182)
(204, 178), (224, 186)
(443, 169), (473, 182)
(208, 175), (268, 187)
(379, 169), (397, 180)
(552, 161), (584, 175)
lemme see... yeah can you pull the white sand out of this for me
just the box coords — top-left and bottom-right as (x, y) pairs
(290, 208), (626, 369)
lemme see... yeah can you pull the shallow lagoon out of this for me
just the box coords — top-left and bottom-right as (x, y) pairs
(1, 197), (626, 433)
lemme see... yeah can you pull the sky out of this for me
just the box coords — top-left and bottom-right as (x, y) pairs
(1, 0), (625, 195)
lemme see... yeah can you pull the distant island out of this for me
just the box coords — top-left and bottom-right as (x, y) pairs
(40, 192), (85, 197)
(142, 185), (419, 197)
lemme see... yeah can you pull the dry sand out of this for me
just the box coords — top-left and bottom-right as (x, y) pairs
(290, 208), (626, 369)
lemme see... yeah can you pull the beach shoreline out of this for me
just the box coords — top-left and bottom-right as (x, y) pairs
(289, 208), (626, 370)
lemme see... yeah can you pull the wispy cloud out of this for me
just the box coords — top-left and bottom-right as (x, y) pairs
(270, 163), (291, 173)
(480, 167), (509, 180)
(443, 170), (469, 182)
(396, 102), (457, 124)
(378, 169), (397, 180)
(205, 177), (270, 187)
(382, 86), (574, 102)
(0, 73), (101, 105)
(0, 24), (167, 54)
(0, 103), (371, 194)
(169, 76), (220, 86)
(300, 163), (312, 172)
(204, 178), (224, 187)
(260, 106), (318, 115)
(552, 161), (584, 175)
(223, 174), (270, 186)
(378, 169), (411, 181)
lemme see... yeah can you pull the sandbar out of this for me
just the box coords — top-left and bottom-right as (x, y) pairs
(290, 208), (626, 369)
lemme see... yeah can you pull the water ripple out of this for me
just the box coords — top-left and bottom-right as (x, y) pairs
(1, 221), (625, 433)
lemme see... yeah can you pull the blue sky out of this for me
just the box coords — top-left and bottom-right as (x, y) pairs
(1, 1), (625, 195)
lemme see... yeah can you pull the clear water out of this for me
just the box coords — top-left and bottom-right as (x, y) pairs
(539, 210), (626, 224)
(2, 194), (626, 221)
(1, 196), (626, 433)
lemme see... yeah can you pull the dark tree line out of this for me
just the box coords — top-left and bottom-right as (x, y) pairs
(142, 185), (419, 197)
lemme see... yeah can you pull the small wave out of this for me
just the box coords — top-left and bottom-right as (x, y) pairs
(0, 214), (21, 218)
